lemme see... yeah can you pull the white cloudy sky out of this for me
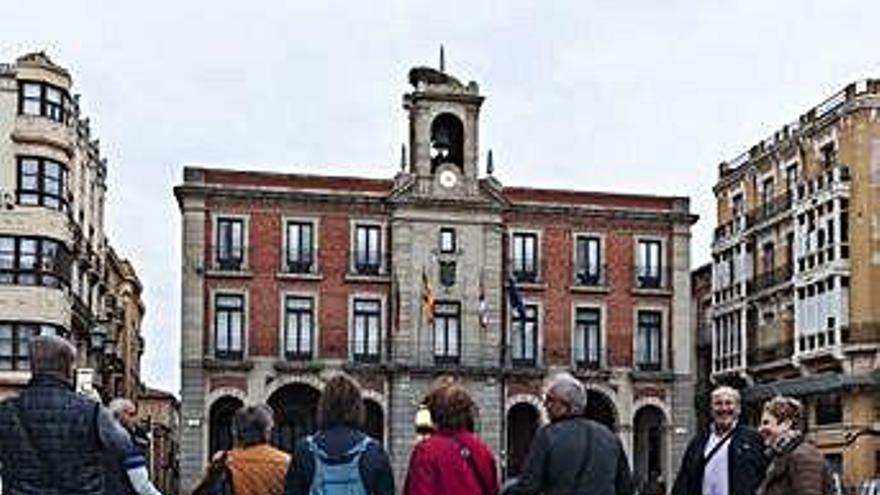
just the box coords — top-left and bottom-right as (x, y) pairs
(3, 1), (879, 395)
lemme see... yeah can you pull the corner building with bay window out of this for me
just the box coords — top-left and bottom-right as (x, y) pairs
(176, 64), (697, 492)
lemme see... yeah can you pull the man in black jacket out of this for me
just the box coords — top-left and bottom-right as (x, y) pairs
(672, 386), (767, 495)
(505, 372), (634, 495)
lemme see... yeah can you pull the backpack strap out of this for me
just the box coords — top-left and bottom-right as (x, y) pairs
(448, 434), (492, 495)
(570, 420), (593, 492)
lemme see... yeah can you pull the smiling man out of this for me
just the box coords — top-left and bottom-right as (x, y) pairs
(671, 386), (768, 495)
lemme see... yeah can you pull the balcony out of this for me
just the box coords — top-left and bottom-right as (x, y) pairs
(795, 165), (851, 201)
(746, 192), (792, 230)
(206, 243), (249, 274)
(747, 340), (794, 367)
(512, 268), (538, 284)
(633, 265), (672, 292)
(348, 250), (390, 279)
(746, 264), (793, 296)
(713, 216), (746, 245)
(571, 263), (608, 290)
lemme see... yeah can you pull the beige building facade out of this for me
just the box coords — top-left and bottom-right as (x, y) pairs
(710, 80), (880, 486)
(0, 52), (145, 402)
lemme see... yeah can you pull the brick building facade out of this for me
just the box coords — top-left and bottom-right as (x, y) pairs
(175, 65), (697, 492)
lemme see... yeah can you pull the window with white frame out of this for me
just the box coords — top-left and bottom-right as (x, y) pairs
(286, 221), (314, 273)
(433, 301), (460, 364)
(17, 157), (67, 211)
(354, 224), (381, 275)
(352, 298), (381, 362)
(575, 236), (602, 286)
(636, 239), (662, 289)
(636, 310), (662, 371)
(512, 232), (538, 283)
(574, 307), (602, 369)
(214, 294), (244, 359)
(284, 296), (313, 359)
(216, 218), (244, 271)
(511, 304), (537, 366)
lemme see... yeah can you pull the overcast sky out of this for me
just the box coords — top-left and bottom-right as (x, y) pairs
(3, 1), (879, 395)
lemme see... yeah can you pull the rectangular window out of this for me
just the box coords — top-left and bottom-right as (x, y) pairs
(821, 142), (837, 168)
(286, 221), (314, 273)
(0, 323), (64, 371)
(0, 236), (69, 288)
(575, 307), (602, 369)
(512, 232), (538, 283)
(440, 228), (456, 254)
(575, 236), (602, 285)
(511, 304), (537, 366)
(762, 178), (774, 207)
(433, 301), (461, 364)
(352, 298), (381, 363)
(18, 81), (67, 123)
(815, 394), (843, 425)
(216, 218), (244, 271)
(354, 224), (381, 275)
(637, 310), (662, 371)
(17, 157), (67, 211)
(214, 294), (244, 359)
(785, 165), (798, 194)
(284, 296), (313, 360)
(636, 240), (662, 288)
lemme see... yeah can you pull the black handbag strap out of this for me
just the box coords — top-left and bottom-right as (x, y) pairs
(449, 434), (493, 495)
(702, 427), (735, 466)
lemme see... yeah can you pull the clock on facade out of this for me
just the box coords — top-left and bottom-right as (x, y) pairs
(439, 169), (458, 188)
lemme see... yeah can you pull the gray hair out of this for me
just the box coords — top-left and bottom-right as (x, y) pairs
(108, 398), (136, 418)
(232, 404), (274, 447)
(30, 335), (76, 380)
(546, 372), (587, 414)
(711, 386), (741, 405)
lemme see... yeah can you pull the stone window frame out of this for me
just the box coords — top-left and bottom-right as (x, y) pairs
(348, 292), (386, 363)
(508, 299), (543, 367)
(282, 216), (320, 274)
(210, 289), (248, 361)
(572, 232), (605, 286)
(633, 235), (666, 289)
(509, 228), (542, 284)
(571, 302), (606, 369)
(633, 305), (668, 372)
(432, 300), (462, 365)
(211, 213), (249, 272)
(350, 219), (386, 276)
(279, 291), (318, 361)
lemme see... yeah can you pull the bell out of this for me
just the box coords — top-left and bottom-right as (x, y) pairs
(431, 127), (452, 158)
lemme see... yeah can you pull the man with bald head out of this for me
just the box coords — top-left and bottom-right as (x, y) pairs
(0, 335), (163, 495)
(505, 372), (634, 495)
(672, 386), (767, 495)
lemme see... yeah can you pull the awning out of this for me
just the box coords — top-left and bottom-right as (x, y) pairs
(742, 371), (878, 403)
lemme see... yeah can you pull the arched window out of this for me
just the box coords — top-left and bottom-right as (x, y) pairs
(430, 113), (464, 172)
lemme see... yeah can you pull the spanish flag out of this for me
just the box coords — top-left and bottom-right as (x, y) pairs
(422, 268), (435, 325)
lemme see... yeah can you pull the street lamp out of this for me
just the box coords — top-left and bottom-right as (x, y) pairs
(90, 323), (107, 352)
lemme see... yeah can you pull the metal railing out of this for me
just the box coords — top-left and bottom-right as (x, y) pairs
(571, 263), (608, 288)
(746, 192), (792, 228)
(632, 265), (672, 290)
(746, 264), (793, 295)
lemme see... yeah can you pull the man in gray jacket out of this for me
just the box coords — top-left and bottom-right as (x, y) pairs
(505, 372), (634, 495)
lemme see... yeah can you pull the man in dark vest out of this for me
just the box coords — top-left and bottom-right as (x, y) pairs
(0, 334), (164, 495)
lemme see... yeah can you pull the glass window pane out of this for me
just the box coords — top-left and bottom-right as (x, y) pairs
(216, 315), (229, 351)
(46, 86), (62, 104)
(23, 83), (41, 98)
(434, 320), (445, 355)
(368, 315), (379, 354)
(230, 313), (242, 351)
(448, 318), (459, 355)
(301, 314), (311, 352)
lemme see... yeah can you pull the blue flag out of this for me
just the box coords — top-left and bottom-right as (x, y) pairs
(507, 276), (526, 320)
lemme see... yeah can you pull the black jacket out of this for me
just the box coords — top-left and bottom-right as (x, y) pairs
(284, 426), (394, 495)
(506, 417), (634, 495)
(671, 423), (767, 495)
(0, 376), (104, 495)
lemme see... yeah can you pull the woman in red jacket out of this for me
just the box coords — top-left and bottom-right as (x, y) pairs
(404, 379), (499, 495)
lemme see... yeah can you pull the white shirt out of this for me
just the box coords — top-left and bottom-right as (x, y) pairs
(702, 424), (734, 495)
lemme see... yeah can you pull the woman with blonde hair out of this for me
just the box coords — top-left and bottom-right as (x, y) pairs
(756, 396), (829, 495)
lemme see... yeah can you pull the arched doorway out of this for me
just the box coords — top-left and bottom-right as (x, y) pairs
(584, 389), (617, 431)
(209, 396), (243, 456)
(633, 405), (667, 495)
(268, 383), (321, 453)
(364, 399), (384, 444)
(506, 402), (540, 479)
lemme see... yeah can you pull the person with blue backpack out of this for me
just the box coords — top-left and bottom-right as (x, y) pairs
(284, 373), (395, 495)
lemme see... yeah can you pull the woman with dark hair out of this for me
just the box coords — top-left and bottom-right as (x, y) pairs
(284, 373), (394, 495)
(404, 378), (499, 495)
(756, 396), (829, 495)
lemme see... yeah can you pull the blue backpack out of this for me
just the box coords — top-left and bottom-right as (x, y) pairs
(306, 434), (372, 495)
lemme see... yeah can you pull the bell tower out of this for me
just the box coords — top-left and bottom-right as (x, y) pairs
(403, 65), (484, 197)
